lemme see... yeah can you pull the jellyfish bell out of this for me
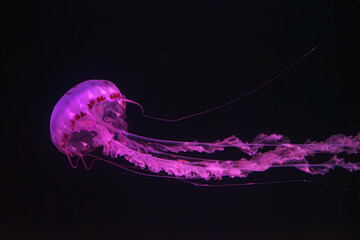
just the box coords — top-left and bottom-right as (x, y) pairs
(50, 80), (128, 157)
(50, 80), (360, 181)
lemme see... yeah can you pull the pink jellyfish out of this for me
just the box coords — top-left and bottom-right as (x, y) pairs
(50, 80), (360, 180)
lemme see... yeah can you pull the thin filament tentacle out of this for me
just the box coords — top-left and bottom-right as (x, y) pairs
(125, 0), (359, 122)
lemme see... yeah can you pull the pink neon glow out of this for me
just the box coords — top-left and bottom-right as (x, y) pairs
(50, 80), (360, 180)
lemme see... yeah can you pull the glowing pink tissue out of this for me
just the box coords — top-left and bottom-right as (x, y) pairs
(50, 80), (360, 180)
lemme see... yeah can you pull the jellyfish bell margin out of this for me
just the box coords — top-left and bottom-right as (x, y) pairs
(50, 80), (360, 181)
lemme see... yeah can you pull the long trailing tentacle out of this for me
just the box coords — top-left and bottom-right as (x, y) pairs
(100, 131), (360, 180)
(119, 130), (360, 156)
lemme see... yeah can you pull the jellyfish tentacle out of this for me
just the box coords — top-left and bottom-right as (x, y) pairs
(98, 133), (360, 180)
(119, 130), (360, 157)
(119, 131), (291, 156)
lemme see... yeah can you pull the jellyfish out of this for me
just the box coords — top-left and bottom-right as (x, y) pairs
(50, 80), (360, 181)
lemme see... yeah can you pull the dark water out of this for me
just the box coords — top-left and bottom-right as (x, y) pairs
(2, 1), (360, 239)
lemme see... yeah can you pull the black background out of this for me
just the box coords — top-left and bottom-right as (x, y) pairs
(2, 1), (360, 239)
